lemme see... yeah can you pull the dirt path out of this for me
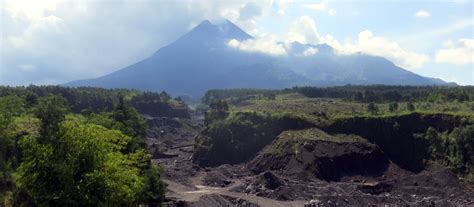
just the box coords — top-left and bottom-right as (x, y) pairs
(164, 178), (306, 207)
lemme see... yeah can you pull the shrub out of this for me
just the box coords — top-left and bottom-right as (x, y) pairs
(367, 103), (378, 115)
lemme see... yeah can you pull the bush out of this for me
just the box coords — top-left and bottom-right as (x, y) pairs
(424, 125), (474, 175)
(367, 103), (378, 115)
(447, 125), (474, 172)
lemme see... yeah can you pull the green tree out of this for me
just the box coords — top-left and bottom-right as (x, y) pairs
(388, 102), (398, 113)
(407, 102), (415, 111)
(353, 92), (363, 102)
(159, 91), (171, 102)
(112, 96), (147, 152)
(138, 164), (166, 206)
(25, 92), (38, 107)
(34, 95), (68, 142)
(0, 96), (26, 204)
(367, 103), (378, 115)
(363, 90), (377, 102)
(205, 100), (229, 125)
(424, 127), (444, 159)
(446, 125), (474, 172)
(16, 121), (144, 206)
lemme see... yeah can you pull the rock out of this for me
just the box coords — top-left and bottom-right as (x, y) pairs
(260, 171), (284, 189)
(153, 149), (179, 159)
(304, 199), (322, 207)
(303, 142), (315, 152)
(203, 171), (233, 187)
(357, 182), (393, 195)
(245, 184), (256, 193)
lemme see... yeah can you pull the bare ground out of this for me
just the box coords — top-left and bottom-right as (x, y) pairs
(146, 117), (474, 207)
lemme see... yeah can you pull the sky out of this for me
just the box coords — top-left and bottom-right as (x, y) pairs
(1, 0), (473, 86)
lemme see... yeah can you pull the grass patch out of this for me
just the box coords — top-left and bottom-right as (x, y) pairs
(271, 128), (368, 156)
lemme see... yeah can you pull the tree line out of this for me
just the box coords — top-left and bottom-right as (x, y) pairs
(293, 85), (472, 103)
(0, 85), (185, 114)
(202, 85), (473, 104)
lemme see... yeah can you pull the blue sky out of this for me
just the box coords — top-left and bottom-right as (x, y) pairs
(1, 0), (473, 85)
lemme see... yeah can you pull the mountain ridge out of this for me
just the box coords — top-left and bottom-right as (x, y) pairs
(66, 19), (451, 97)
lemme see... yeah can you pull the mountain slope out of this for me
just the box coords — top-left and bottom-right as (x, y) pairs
(67, 20), (449, 96)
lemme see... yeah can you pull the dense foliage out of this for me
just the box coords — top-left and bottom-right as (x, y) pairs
(424, 125), (474, 175)
(202, 88), (280, 105)
(0, 85), (188, 118)
(204, 100), (229, 125)
(203, 85), (474, 104)
(0, 87), (167, 206)
(294, 85), (473, 102)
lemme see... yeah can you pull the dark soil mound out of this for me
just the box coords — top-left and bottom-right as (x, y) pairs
(202, 171), (234, 187)
(248, 128), (389, 181)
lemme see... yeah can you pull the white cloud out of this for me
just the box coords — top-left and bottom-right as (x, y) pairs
(317, 30), (429, 69)
(415, 9), (430, 18)
(273, 0), (290, 16)
(342, 30), (429, 69)
(435, 39), (474, 65)
(238, 2), (262, 21)
(232, 2), (263, 34)
(302, 47), (318, 56)
(230, 14), (429, 69)
(281, 16), (429, 69)
(319, 34), (343, 50)
(303, 3), (327, 11)
(286, 16), (320, 44)
(227, 37), (287, 56)
(303, 2), (337, 16)
(4, 0), (59, 21)
(227, 15), (321, 57)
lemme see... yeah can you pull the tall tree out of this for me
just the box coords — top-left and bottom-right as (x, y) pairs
(34, 95), (68, 143)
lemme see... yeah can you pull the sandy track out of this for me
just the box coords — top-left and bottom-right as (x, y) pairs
(164, 178), (306, 207)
